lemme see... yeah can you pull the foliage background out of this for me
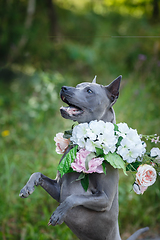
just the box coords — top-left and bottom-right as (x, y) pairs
(0, 0), (160, 239)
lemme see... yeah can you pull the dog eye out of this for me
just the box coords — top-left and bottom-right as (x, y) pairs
(87, 89), (93, 94)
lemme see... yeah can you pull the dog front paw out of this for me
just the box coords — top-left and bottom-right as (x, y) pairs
(19, 172), (42, 198)
(48, 195), (73, 226)
(48, 205), (67, 226)
(19, 184), (35, 198)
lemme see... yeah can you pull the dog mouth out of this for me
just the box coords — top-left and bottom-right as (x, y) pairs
(60, 95), (84, 117)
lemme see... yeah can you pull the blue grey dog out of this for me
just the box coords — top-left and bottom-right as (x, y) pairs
(19, 76), (148, 240)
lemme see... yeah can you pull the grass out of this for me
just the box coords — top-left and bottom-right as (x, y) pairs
(0, 73), (78, 240)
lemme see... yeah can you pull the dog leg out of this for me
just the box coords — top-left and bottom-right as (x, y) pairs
(19, 172), (60, 202)
(49, 190), (114, 226)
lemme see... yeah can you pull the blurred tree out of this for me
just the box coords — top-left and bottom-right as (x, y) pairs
(9, 0), (36, 62)
(45, 0), (60, 39)
(152, 0), (159, 20)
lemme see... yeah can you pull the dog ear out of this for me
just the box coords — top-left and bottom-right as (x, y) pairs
(92, 75), (97, 83)
(105, 75), (122, 106)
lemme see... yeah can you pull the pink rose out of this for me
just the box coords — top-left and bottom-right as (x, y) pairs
(71, 149), (104, 174)
(54, 132), (70, 154)
(133, 164), (157, 194)
(136, 164), (157, 186)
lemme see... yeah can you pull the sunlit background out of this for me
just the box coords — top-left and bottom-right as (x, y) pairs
(0, 0), (160, 239)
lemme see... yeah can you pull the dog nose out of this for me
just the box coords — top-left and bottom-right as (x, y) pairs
(61, 86), (68, 92)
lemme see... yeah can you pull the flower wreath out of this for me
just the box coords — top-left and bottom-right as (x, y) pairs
(54, 121), (160, 193)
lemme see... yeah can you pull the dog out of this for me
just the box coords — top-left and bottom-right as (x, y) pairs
(19, 76), (148, 240)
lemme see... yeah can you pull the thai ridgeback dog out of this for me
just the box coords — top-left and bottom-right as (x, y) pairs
(19, 76), (148, 240)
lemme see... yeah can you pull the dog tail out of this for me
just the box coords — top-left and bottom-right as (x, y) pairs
(126, 227), (149, 240)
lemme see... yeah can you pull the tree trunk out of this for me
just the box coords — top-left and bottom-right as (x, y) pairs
(152, 0), (159, 20)
(45, 0), (60, 40)
(9, 0), (36, 62)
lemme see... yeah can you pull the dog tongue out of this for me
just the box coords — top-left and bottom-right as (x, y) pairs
(60, 106), (82, 116)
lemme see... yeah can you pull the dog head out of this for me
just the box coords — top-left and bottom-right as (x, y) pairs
(60, 75), (121, 123)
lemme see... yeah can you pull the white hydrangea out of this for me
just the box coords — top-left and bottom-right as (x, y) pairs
(71, 120), (118, 154)
(85, 138), (97, 152)
(88, 120), (105, 136)
(70, 120), (146, 163)
(98, 122), (117, 154)
(116, 122), (130, 137)
(117, 127), (146, 163)
(70, 123), (89, 147)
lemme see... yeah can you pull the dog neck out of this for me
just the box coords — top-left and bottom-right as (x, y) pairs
(100, 107), (116, 124)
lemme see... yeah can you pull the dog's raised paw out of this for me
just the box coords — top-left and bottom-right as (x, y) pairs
(19, 185), (35, 198)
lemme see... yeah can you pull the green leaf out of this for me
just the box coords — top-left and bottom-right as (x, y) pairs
(126, 162), (141, 172)
(104, 152), (127, 175)
(66, 167), (74, 174)
(57, 145), (78, 177)
(102, 162), (107, 175)
(71, 172), (86, 184)
(81, 174), (89, 192)
(85, 152), (96, 170)
(114, 123), (119, 131)
(116, 136), (123, 147)
(63, 129), (73, 139)
(95, 147), (104, 157)
(75, 172), (86, 181)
